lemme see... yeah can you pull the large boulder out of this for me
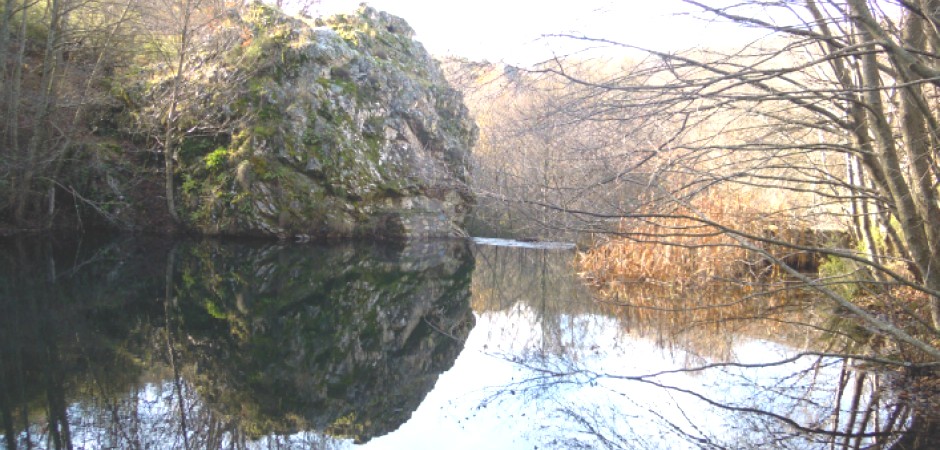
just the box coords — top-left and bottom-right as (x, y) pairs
(134, 4), (477, 239)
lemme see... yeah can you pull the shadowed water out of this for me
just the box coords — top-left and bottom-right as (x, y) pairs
(0, 235), (936, 449)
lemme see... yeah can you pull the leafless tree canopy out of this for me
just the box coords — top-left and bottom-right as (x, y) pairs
(458, 0), (940, 361)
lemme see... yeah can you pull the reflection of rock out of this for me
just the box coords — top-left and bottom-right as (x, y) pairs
(0, 236), (474, 446)
(175, 238), (475, 442)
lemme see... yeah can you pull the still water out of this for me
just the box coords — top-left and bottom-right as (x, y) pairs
(0, 235), (932, 449)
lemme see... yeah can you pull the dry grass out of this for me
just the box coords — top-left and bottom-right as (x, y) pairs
(578, 187), (775, 286)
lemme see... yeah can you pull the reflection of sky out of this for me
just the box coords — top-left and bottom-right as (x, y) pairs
(363, 305), (563, 449)
(10, 241), (900, 449)
(62, 383), (191, 448)
(44, 300), (866, 450)
(362, 302), (865, 449)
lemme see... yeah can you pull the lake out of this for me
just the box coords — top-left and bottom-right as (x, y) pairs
(0, 235), (935, 449)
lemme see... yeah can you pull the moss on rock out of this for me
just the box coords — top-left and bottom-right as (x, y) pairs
(130, 3), (476, 239)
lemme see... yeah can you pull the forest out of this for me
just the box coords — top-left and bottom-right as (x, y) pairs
(2, 0), (940, 387)
(0, 0), (258, 231)
(453, 0), (940, 369)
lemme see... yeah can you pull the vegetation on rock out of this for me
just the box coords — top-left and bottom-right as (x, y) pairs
(0, 1), (476, 239)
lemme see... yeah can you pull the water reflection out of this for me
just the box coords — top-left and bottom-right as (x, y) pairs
(1, 236), (937, 449)
(445, 243), (938, 449)
(0, 235), (474, 448)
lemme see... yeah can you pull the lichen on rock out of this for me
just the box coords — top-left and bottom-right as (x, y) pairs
(138, 3), (477, 239)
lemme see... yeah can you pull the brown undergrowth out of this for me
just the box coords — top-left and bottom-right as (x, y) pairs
(578, 190), (774, 286)
(578, 189), (940, 365)
(574, 190), (826, 360)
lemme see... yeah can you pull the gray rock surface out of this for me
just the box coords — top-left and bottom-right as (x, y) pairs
(139, 4), (477, 239)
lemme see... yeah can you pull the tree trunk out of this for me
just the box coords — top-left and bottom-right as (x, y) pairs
(16, 0), (63, 225)
(5, 0), (28, 215)
(900, 0), (940, 330)
(848, 0), (940, 332)
(0, 0), (15, 111)
(162, 0), (199, 226)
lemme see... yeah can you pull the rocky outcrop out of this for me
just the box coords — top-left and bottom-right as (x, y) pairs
(130, 4), (477, 239)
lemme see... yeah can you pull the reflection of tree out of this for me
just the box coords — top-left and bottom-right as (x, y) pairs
(494, 349), (928, 449)
(472, 243), (593, 313)
(592, 281), (825, 363)
(471, 243), (600, 357)
(0, 235), (474, 448)
(470, 243), (939, 449)
(0, 235), (168, 450)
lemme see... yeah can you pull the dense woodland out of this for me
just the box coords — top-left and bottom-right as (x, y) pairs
(2, 0), (940, 368)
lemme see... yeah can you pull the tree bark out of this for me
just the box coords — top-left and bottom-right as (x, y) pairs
(0, 0), (15, 114)
(900, 0), (940, 329)
(847, 0), (940, 332)
(162, 0), (201, 226)
(16, 0), (63, 225)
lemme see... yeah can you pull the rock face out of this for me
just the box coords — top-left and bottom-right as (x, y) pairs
(138, 4), (477, 239)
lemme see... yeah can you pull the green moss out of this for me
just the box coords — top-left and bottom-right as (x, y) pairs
(205, 147), (230, 171)
(258, 161), (287, 182)
(252, 123), (278, 138)
(205, 299), (228, 319)
(302, 126), (320, 149)
(181, 175), (199, 195)
(179, 137), (218, 164)
(232, 5), (308, 82)
(181, 166), (240, 230)
(232, 192), (254, 214)
(248, 77), (272, 97)
(818, 255), (860, 299)
(363, 116), (385, 138)
(249, 156), (270, 177)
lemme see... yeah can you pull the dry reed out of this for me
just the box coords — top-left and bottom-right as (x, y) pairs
(578, 187), (774, 287)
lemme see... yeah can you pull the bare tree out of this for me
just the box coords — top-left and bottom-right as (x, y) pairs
(1, 0), (68, 225)
(477, 0), (940, 361)
(1, 0), (157, 228)
(446, 59), (658, 241)
(145, 0), (210, 225)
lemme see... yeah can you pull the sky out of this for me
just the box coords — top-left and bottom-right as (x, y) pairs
(299, 0), (764, 66)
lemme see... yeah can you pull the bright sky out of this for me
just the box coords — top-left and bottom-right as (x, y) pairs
(303, 0), (763, 65)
